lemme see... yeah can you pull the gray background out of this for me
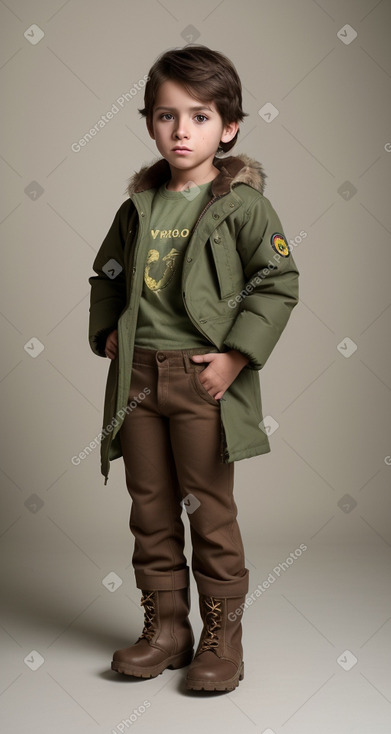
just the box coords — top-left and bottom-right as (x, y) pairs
(1, 0), (390, 732)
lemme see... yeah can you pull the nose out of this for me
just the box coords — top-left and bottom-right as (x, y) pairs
(173, 115), (190, 139)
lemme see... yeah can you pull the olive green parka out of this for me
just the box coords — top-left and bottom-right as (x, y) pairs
(88, 153), (299, 483)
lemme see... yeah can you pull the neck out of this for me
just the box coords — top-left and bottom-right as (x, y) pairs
(165, 161), (220, 192)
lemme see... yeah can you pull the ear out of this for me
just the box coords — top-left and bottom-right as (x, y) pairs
(221, 121), (239, 145)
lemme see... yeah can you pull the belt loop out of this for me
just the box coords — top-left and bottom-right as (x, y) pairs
(183, 352), (192, 373)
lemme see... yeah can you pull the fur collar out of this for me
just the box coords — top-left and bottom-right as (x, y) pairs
(126, 152), (267, 198)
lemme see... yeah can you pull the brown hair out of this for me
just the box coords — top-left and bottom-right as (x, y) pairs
(138, 44), (248, 153)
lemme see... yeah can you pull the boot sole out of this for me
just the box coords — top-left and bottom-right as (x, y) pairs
(186, 661), (244, 691)
(111, 648), (194, 678)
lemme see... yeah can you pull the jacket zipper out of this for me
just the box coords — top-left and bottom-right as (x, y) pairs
(189, 193), (226, 236)
(182, 192), (228, 343)
(183, 189), (235, 348)
(184, 191), (230, 463)
(104, 208), (145, 485)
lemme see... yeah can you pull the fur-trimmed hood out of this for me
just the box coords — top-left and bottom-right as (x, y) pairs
(126, 153), (267, 198)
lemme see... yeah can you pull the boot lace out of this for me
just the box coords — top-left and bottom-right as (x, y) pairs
(198, 596), (222, 653)
(138, 591), (156, 642)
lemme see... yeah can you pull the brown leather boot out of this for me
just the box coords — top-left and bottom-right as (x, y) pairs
(111, 586), (194, 678)
(185, 594), (245, 691)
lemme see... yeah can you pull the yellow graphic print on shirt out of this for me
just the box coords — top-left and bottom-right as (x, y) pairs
(144, 247), (181, 292)
(134, 178), (214, 349)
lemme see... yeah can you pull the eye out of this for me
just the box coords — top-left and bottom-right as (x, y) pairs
(195, 114), (208, 123)
(159, 113), (173, 120)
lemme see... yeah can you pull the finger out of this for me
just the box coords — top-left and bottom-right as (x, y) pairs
(191, 353), (213, 363)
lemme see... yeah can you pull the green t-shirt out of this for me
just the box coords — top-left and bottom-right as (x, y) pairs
(134, 179), (215, 349)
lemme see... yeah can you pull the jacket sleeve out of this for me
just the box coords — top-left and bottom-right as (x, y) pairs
(88, 200), (132, 357)
(223, 194), (299, 370)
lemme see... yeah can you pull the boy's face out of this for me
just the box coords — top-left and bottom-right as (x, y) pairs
(147, 80), (238, 178)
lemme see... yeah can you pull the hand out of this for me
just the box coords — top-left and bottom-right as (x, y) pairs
(105, 329), (118, 359)
(191, 350), (250, 401)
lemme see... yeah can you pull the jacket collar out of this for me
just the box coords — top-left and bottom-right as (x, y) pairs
(127, 152), (267, 198)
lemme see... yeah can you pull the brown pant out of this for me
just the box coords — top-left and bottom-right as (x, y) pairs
(119, 345), (249, 598)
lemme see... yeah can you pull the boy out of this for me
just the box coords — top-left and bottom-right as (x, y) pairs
(88, 44), (299, 692)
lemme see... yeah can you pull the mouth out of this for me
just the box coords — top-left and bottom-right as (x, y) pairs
(172, 147), (192, 153)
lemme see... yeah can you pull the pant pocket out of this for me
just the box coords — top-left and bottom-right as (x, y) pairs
(191, 365), (221, 406)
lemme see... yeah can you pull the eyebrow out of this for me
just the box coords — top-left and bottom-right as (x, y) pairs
(154, 105), (213, 112)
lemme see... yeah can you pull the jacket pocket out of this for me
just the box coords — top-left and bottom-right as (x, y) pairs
(208, 233), (244, 300)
